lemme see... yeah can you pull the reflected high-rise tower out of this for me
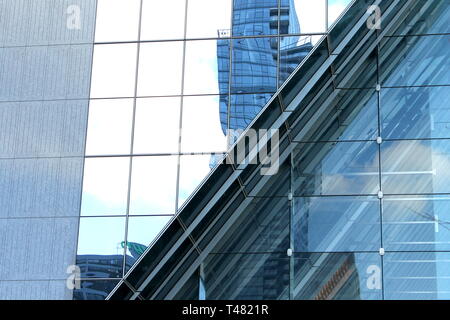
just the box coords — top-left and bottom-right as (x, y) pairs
(217, 0), (313, 141)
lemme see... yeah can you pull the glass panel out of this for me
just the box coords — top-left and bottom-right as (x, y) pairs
(211, 196), (289, 253)
(85, 99), (133, 156)
(387, 0), (450, 36)
(383, 195), (450, 251)
(125, 216), (172, 267)
(231, 37), (277, 94)
(133, 97), (181, 154)
(381, 86), (450, 140)
(178, 155), (213, 209)
(381, 140), (450, 194)
(138, 41), (184, 96)
(293, 252), (382, 300)
(293, 141), (380, 196)
(140, 0), (186, 41)
(229, 93), (273, 131)
(186, 0), (232, 39)
(380, 35), (450, 87)
(328, 0), (352, 28)
(129, 156), (177, 215)
(289, 0), (326, 34)
(81, 157), (130, 216)
(231, 0), (278, 37)
(90, 44), (137, 98)
(383, 252), (450, 300)
(180, 96), (228, 153)
(203, 253), (289, 300)
(184, 40), (225, 95)
(73, 279), (120, 300)
(279, 35), (314, 85)
(76, 217), (126, 278)
(294, 196), (381, 252)
(94, 0), (140, 42)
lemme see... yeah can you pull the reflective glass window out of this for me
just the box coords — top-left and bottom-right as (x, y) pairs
(293, 141), (380, 196)
(133, 97), (181, 155)
(186, 0), (232, 39)
(138, 41), (184, 96)
(184, 40), (225, 95)
(81, 157), (130, 216)
(279, 35), (314, 86)
(90, 44), (137, 98)
(229, 93), (273, 131)
(383, 252), (450, 300)
(294, 196), (381, 252)
(232, 0), (278, 37)
(381, 86), (450, 140)
(231, 37), (277, 94)
(289, 0), (326, 34)
(293, 252), (382, 300)
(125, 216), (172, 267)
(73, 279), (120, 300)
(85, 99), (133, 156)
(178, 155), (213, 208)
(381, 140), (450, 194)
(181, 96), (228, 153)
(383, 195), (450, 252)
(140, 0), (186, 41)
(328, 0), (352, 28)
(94, 0), (141, 42)
(129, 156), (178, 215)
(76, 217), (126, 278)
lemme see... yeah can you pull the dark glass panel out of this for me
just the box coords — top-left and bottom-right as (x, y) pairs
(73, 279), (120, 300)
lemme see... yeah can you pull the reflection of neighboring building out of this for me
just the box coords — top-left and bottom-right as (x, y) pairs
(218, 0), (313, 140)
(74, 242), (146, 300)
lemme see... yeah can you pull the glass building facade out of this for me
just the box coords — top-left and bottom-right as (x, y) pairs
(107, 0), (450, 300)
(0, 0), (350, 300)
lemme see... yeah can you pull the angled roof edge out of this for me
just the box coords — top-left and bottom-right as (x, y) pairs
(107, 0), (426, 300)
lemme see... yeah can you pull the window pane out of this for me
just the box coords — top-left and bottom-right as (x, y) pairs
(383, 195), (450, 252)
(279, 35), (313, 85)
(381, 35), (450, 87)
(180, 96), (228, 153)
(94, 0), (140, 42)
(381, 86), (450, 140)
(231, 0), (278, 37)
(293, 141), (380, 196)
(328, 0), (352, 27)
(73, 279), (120, 300)
(140, 0), (186, 41)
(184, 40), (225, 95)
(293, 252), (382, 300)
(178, 155), (213, 208)
(133, 97), (181, 154)
(125, 216), (172, 267)
(290, 0), (326, 34)
(129, 156), (177, 215)
(85, 99), (133, 155)
(231, 37), (277, 94)
(90, 44), (137, 98)
(383, 252), (450, 300)
(76, 217), (126, 278)
(294, 196), (381, 252)
(381, 140), (450, 194)
(138, 41), (183, 96)
(186, 0), (232, 39)
(203, 253), (289, 299)
(81, 157), (130, 216)
(229, 93), (273, 131)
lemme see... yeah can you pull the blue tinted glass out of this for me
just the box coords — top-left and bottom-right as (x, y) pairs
(293, 252), (382, 300)
(232, 0), (279, 37)
(383, 195), (450, 251)
(383, 252), (450, 300)
(381, 86), (450, 140)
(228, 93), (273, 132)
(381, 140), (450, 194)
(294, 196), (381, 252)
(231, 37), (277, 94)
(279, 35), (313, 85)
(381, 35), (450, 87)
(73, 280), (120, 300)
(293, 141), (380, 196)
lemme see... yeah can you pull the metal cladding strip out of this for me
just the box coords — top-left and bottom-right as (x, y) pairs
(107, 0), (387, 300)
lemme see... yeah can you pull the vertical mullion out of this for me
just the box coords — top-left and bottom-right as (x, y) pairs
(122, 0), (144, 278)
